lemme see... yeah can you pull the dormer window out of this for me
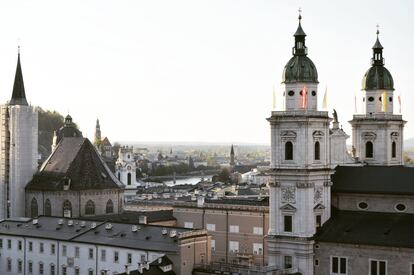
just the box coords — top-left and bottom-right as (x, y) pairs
(365, 141), (374, 158)
(63, 177), (71, 191)
(285, 142), (293, 160)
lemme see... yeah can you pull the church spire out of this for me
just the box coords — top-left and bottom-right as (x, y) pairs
(9, 47), (28, 106)
(372, 25), (384, 66)
(293, 9), (307, 56)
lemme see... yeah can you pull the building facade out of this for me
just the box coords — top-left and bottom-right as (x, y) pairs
(0, 51), (38, 220)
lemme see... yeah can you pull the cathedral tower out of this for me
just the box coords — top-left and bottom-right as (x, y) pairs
(94, 118), (101, 145)
(267, 14), (333, 275)
(350, 29), (405, 165)
(0, 50), (38, 219)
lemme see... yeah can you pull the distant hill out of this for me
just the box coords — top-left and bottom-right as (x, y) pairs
(38, 108), (64, 162)
(405, 137), (414, 150)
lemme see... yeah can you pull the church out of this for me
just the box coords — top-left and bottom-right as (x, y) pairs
(267, 13), (413, 275)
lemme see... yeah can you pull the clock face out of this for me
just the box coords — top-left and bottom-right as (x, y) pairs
(127, 166), (131, 170)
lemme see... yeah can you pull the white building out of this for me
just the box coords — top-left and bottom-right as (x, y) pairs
(0, 51), (38, 220)
(116, 146), (140, 189)
(0, 216), (210, 275)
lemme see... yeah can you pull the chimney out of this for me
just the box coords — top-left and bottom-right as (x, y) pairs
(144, 261), (150, 270)
(124, 265), (130, 275)
(138, 215), (147, 224)
(197, 196), (205, 207)
(137, 263), (144, 274)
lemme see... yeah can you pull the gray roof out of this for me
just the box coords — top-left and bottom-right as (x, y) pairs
(332, 165), (414, 195)
(315, 209), (414, 248)
(9, 52), (28, 106)
(26, 137), (122, 191)
(118, 256), (175, 275)
(0, 216), (206, 253)
(87, 210), (176, 224)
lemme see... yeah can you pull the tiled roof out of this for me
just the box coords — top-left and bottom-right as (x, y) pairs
(26, 137), (122, 191)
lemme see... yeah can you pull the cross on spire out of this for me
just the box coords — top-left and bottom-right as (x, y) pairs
(376, 24), (380, 36)
(298, 8), (302, 20)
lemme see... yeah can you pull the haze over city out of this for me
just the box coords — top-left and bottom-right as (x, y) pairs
(0, 0), (412, 143)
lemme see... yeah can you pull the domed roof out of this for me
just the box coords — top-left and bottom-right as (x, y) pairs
(282, 55), (318, 84)
(282, 14), (318, 84)
(362, 65), (394, 90)
(361, 30), (394, 91)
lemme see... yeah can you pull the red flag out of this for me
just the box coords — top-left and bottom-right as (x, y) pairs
(398, 95), (401, 113)
(301, 86), (308, 109)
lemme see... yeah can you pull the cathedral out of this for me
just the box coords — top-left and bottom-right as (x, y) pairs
(267, 13), (413, 275)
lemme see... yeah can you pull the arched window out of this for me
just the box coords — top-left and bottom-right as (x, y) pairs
(44, 199), (52, 216)
(366, 141), (373, 158)
(85, 200), (95, 215)
(285, 141), (293, 160)
(62, 200), (72, 218)
(30, 198), (38, 218)
(127, 173), (131, 185)
(106, 200), (114, 214)
(314, 141), (320, 160)
(392, 141), (396, 158)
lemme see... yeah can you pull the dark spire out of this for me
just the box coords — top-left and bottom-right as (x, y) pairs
(9, 47), (28, 106)
(292, 9), (308, 56)
(230, 144), (235, 166)
(372, 25), (384, 66)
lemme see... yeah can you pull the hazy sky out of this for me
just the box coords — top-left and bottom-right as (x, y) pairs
(0, 0), (412, 144)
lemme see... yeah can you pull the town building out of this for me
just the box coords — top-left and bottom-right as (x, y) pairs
(0, 216), (210, 275)
(0, 50), (38, 220)
(25, 137), (124, 218)
(116, 146), (140, 188)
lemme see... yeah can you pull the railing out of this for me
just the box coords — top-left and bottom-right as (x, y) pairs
(193, 262), (298, 275)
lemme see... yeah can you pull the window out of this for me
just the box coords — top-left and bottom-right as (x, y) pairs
(284, 255), (292, 269)
(44, 199), (52, 216)
(370, 259), (386, 275)
(368, 96), (375, 102)
(358, 202), (368, 210)
(184, 222), (193, 229)
(253, 243), (263, 255)
(85, 200), (95, 215)
(7, 239), (11, 249)
(127, 173), (132, 185)
(18, 240), (22, 250)
(114, 251), (119, 263)
(106, 199), (114, 214)
(63, 200), (72, 218)
(411, 263), (414, 275)
(75, 246), (80, 258)
(211, 239), (216, 251)
(62, 266), (67, 275)
(395, 203), (406, 212)
(28, 261), (33, 273)
(40, 242), (44, 253)
(31, 197), (38, 218)
(229, 241), (239, 253)
(89, 248), (94, 259)
(284, 215), (293, 232)
(312, 91), (316, 96)
(331, 256), (347, 274)
(62, 245), (67, 256)
(0, 238), (2, 249)
(39, 262), (44, 275)
(316, 215), (322, 230)
(392, 141), (396, 158)
(285, 141), (293, 160)
(7, 258), (12, 271)
(206, 223), (216, 231)
(18, 259), (23, 273)
(101, 249), (106, 261)
(253, 226), (263, 235)
(29, 241), (33, 251)
(50, 264), (55, 275)
(366, 141), (373, 158)
(314, 141), (320, 160)
(127, 253), (132, 264)
(117, 172), (120, 180)
(51, 244), (56, 255)
(75, 267), (80, 275)
(89, 269), (94, 275)
(229, 225), (239, 233)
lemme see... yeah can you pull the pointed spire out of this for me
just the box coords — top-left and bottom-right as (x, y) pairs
(371, 25), (384, 66)
(292, 9), (308, 56)
(9, 46), (28, 106)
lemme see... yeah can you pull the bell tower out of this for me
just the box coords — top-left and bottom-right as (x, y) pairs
(350, 28), (405, 165)
(267, 13), (333, 275)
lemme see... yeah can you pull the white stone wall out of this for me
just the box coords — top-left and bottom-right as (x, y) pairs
(8, 105), (38, 218)
(0, 105), (9, 219)
(364, 89), (394, 114)
(284, 83), (318, 111)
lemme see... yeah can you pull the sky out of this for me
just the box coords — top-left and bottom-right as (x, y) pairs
(0, 0), (412, 144)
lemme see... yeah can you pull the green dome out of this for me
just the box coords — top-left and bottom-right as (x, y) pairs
(362, 65), (394, 91)
(282, 55), (318, 84)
